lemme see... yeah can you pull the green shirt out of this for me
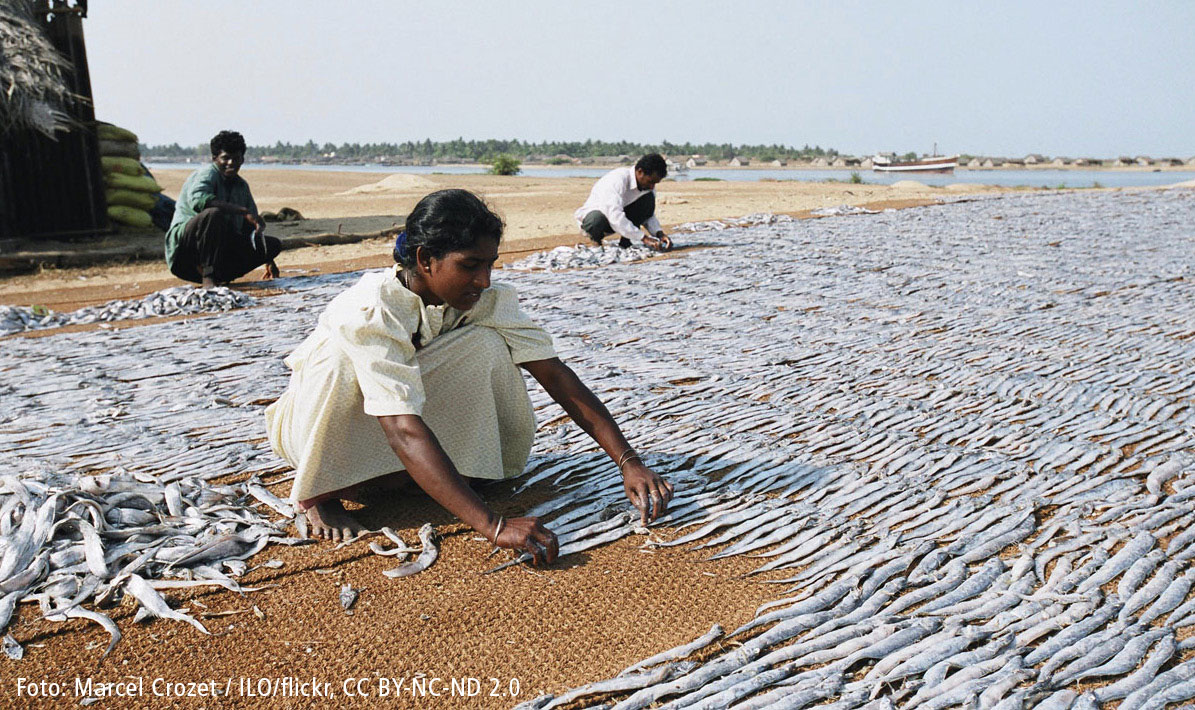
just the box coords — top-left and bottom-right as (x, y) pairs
(165, 163), (258, 266)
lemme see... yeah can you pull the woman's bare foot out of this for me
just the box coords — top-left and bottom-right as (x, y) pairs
(304, 499), (367, 541)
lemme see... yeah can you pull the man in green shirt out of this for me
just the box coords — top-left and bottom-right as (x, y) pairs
(166, 130), (280, 287)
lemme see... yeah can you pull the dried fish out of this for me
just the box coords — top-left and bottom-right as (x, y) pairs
(2, 633), (22, 660)
(339, 583), (359, 611)
(383, 524), (441, 578)
(6, 189), (1195, 704)
(1, 286), (257, 336)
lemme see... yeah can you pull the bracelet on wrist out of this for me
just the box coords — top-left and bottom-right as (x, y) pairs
(490, 516), (505, 544)
(617, 449), (642, 474)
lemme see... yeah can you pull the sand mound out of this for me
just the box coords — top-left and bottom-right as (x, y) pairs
(338, 173), (435, 195)
(890, 180), (930, 190)
(945, 183), (981, 191)
(1167, 179), (1195, 188)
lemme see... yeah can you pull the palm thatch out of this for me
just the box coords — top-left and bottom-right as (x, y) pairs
(0, 0), (75, 136)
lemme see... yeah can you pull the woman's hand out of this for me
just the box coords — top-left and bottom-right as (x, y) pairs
(621, 460), (674, 524)
(493, 516), (559, 565)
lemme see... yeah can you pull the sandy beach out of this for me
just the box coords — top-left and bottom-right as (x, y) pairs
(0, 169), (1007, 310)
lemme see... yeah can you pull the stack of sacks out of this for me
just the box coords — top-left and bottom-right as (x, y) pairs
(97, 123), (163, 228)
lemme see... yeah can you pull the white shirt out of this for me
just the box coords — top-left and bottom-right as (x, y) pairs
(574, 166), (662, 239)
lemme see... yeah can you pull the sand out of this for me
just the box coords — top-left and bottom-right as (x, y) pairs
(0, 169), (1008, 310)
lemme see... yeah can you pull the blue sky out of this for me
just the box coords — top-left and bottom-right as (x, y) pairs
(86, 1), (1193, 157)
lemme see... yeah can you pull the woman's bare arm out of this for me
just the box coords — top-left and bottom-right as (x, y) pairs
(377, 414), (558, 563)
(520, 357), (674, 523)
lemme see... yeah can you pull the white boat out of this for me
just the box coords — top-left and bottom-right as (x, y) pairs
(872, 153), (958, 174)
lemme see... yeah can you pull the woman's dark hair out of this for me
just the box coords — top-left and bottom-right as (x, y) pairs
(636, 153), (668, 178)
(210, 130), (246, 156)
(394, 189), (504, 266)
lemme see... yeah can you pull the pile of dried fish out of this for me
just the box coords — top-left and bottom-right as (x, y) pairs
(0, 467), (297, 659)
(674, 212), (795, 233)
(811, 204), (880, 217)
(0, 286), (258, 336)
(505, 243), (658, 271)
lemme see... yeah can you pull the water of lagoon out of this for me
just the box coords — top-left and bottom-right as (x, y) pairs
(145, 161), (1195, 190)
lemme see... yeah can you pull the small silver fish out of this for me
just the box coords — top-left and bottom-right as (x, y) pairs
(2, 634), (22, 660)
(339, 583), (359, 611)
(383, 524), (441, 578)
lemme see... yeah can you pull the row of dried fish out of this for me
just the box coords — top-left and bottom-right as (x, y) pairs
(811, 204), (881, 217)
(505, 243), (659, 272)
(0, 286), (258, 336)
(504, 188), (1195, 707)
(672, 211), (796, 233)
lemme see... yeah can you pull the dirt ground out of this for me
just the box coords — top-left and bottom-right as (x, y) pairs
(0, 169), (1007, 311)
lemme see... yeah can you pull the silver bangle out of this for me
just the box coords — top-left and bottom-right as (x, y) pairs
(617, 449), (642, 474)
(491, 516), (505, 543)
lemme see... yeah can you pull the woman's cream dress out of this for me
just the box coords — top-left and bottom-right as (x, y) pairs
(265, 268), (556, 503)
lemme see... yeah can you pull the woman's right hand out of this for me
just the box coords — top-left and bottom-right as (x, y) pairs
(494, 516), (559, 565)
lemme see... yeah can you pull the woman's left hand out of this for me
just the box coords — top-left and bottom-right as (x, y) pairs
(622, 460), (674, 525)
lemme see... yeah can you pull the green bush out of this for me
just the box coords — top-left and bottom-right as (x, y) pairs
(693, 177), (722, 181)
(850, 171), (864, 184)
(488, 154), (521, 176)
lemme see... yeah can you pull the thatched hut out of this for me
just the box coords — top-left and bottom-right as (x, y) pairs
(0, 0), (106, 241)
(728, 156), (750, 167)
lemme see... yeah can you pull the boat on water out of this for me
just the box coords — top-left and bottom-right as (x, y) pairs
(872, 153), (958, 174)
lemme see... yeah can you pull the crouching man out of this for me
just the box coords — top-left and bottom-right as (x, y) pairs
(575, 153), (672, 251)
(166, 130), (280, 286)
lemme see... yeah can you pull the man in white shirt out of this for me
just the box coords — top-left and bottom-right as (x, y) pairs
(574, 154), (672, 251)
